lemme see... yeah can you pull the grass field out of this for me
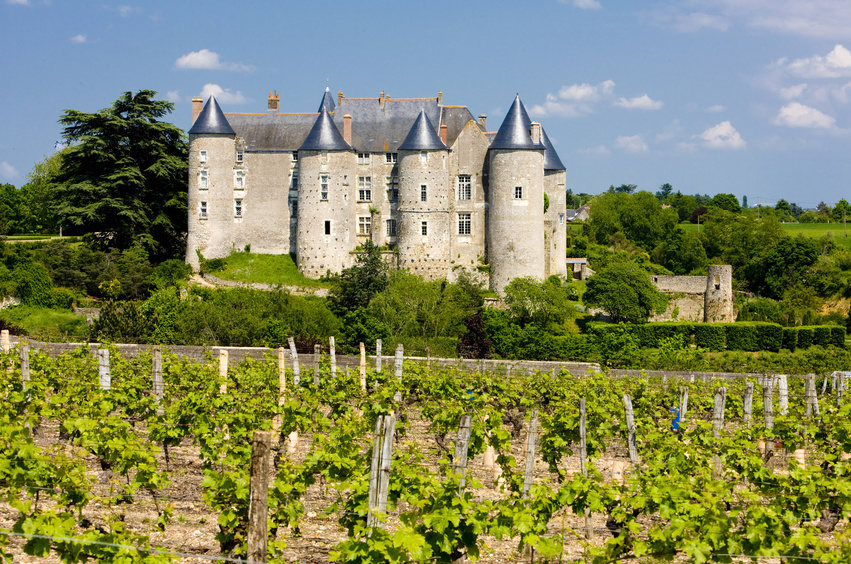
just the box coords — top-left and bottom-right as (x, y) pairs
(211, 252), (330, 288)
(680, 222), (851, 248)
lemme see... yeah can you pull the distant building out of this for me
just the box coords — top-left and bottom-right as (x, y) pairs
(185, 88), (568, 292)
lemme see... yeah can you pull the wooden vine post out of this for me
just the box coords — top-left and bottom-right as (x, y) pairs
(247, 430), (272, 563)
(623, 394), (638, 464)
(218, 350), (228, 394)
(329, 336), (337, 377)
(777, 375), (788, 416)
(367, 414), (396, 528)
(453, 415), (472, 491)
(762, 379), (774, 459)
(837, 372), (845, 408)
(152, 346), (163, 415)
(712, 387), (727, 478)
(20, 342), (30, 390)
(522, 409), (539, 498)
(679, 386), (689, 424)
(359, 342), (367, 391)
(288, 337), (300, 385)
(743, 382), (754, 426)
(98, 349), (111, 390)
(375, 339), (382, 373)
(579, 398), (592, 540)
(313, 344), (321, 386)
(393, 344), (403, 402)
(272, 347), (286, 441)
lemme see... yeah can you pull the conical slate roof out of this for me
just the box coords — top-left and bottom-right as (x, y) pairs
(541, 127), (565, 171)
(489, 95), (543, 150)
(317, 87), (336, 114)
(397, 110), (446, 151)
(188, 96), (235, 136)
(298, 109), (352, 151)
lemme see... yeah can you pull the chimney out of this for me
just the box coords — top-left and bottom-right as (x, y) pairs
(192, 97), (203, 123)
(440, 123), (447, 145)
(530, 122), (541, 144)
(437, 91), (443, 105)
(478, 114), (487, 130)
(268, 90), (279, 114)
(338, 90), (344, 106)
(343, 114), (352, 144)
(379, 90), (385, 107)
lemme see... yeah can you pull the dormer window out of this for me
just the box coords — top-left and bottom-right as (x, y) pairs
(358, 152), (370, 165)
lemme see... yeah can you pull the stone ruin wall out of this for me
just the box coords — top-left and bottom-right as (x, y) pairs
(649, 275), (708, 322)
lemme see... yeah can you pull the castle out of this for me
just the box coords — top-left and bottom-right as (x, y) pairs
(185, 88), (568, 292)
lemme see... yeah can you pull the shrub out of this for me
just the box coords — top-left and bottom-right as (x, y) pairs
(726, 324), (759, 351)
(813, 326), (832, 348)
(830, 326), (846, 348)
(12, 262), (53, 306)
(782, 328), (797, 352)
(796, 327), (814, 349)
(694, 324), (725, 351)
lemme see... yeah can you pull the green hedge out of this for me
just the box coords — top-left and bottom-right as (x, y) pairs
(796, 327), (814, 349)
(782, 328), (797, 352)
(694, 324), (725, 351)
(813, 326), (832, 348)
(831, 326), (846, 348)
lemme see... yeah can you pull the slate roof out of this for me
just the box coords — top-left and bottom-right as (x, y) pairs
(298, 109), (352, 152)
(188, 96), (235, 136)
(541, 127), (566, 171)
(318, 87), (336, 113)
(397, 110), (446, 151)
(489, 95), (544, 151)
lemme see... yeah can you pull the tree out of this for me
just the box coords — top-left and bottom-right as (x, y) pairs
(583, 262), (668, 323)
(611, 184), (637, 194)
(653, 229), (707, 275)
(742, 195), (748, 209)
(54, 90), (188, 260)
(588, 191), (678, 251)
(709, 193), (741, 213)
(655, 183), (673, 202)
(775, 199), (793, 221)
(18, 150), (65, 234)
(832, 198), (851, 224)
(329, 240), (389, 313)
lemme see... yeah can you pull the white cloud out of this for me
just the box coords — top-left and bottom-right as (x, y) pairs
(706, 104), (726, 113)
(70, 34), (86, 44)
(614, 94), (663, 110)
(614, 134), (649, 153)
(655, 119), (683, 142)
(578, 145), (610, 156)
(0, 161), (19, 179)
(529, 80), (615, 117)
(671, 12), (729, 32)
(6, 0), (29, 5)
(786, 44), (851, 78)
(773, 102), (836, 128)
(698, 121), (746, 149)
(165, 90), (180, 103)
(175, 49), (254, 72)
(199, 84), (247, 105)
(778, 83), (807, 99)
(565, 0), (601, 10)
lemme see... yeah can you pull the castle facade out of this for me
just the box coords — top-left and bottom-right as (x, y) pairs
(185, 88), (568, 292)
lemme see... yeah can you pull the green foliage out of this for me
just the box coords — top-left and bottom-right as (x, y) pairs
(782, 327), (798, 351)
(583, 263), (668, 323)
(746, 235), (824, 299)
(208, 251), (325, 287)
(147, 259), (191, 289)
(587, 191), (679, 251)
(652, 229), (707, 274)
(329, 240), (389, 313)
(693, 323), (725, 350)
(709, 192), (741, 213)
(701, 208), (784, 275)
(796, 327), (814, 349)
(12, 262), (53, 306)
(55, 90), (188, 260)
(503, 275), (579, 332)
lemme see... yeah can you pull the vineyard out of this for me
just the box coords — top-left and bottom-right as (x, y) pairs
(1, 335), (851, 563)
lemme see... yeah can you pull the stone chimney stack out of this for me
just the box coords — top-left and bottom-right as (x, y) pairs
(379, 90), (385, 107)
(437, 91), (443, 105)
(192, 97), (203, 123)
(440, 123), (447, 145)
(267, 90), (279, 114)
(338, 91), (344, 106)
(343, 114), (352, 144)
(530, 122), (541, 144)
(478, 114), (487, 129)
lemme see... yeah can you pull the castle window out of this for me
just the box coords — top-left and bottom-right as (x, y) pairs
(291, 201), (298, 217)
(421, 221), (428, 236)
(386, 218), (397, 237)
(199, 170), (208, 189)
(200, 150), (207, 163)
(321, 151), (328, 162)
(714, 275), (721, 290)
(235, 170), (245, 190)
(234, 199), (243, 218)
(358, 152), (370, 165)
(559, 213), (565, 225)
(420, 151), (427, 164)
(420, 184), (427, 202)
(200, 201), (207, 219)
(358, 177), (372, 202)
(386, 152), (397, 163)
(320, 174), (329, 200)
(358, 216), (372, 235)
(324, 220), (331, 235)
(458, 213), (471, 235)
(236, 150), (243, 163)
(458, 175), (471, 200)
(291, 151), (299, 162)
(514, 186), (523, 199)
(291, 173), (299, 190)
(386, 176), (399, 202)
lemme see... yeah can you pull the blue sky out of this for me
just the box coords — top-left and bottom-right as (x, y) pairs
(3, 0), (851, 209)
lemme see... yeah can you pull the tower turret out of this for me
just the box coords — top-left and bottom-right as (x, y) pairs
(396, 110), (451, 279)
(541, 126), (568, 278)
(487, 95), (546, 292)
(186, 96), (237, 270)
(704, 265), (734, 322)
(296, 108), (355, 277)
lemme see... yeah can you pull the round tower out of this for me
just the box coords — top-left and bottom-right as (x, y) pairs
(296, 109), (356, 278)
(541, 126), (568, 278)
(397, 110), (450, 279)
(487, 95), (546, 293)
(185, 96), (237, 270)
(704, 264), (734, 322)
